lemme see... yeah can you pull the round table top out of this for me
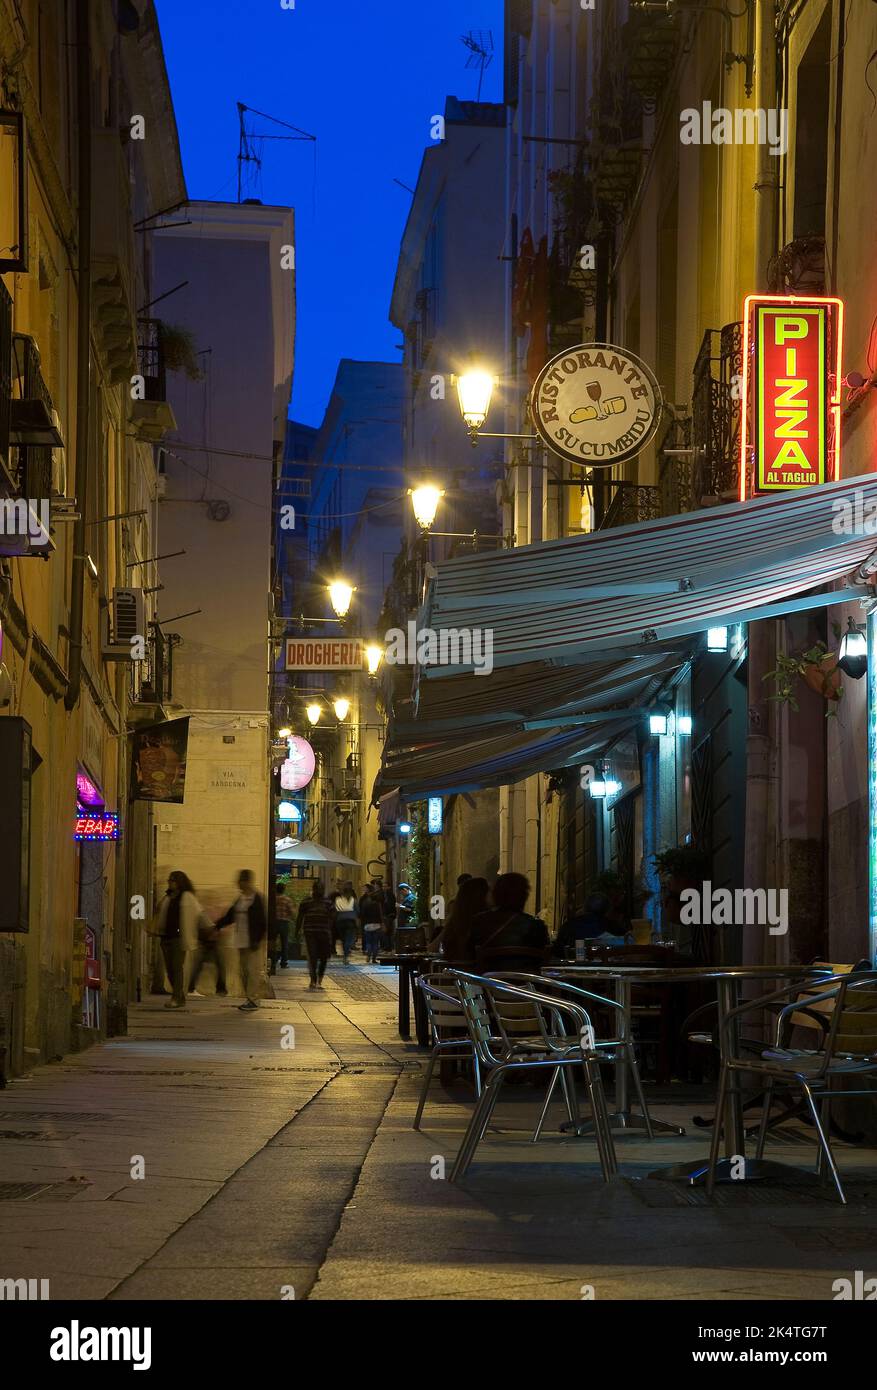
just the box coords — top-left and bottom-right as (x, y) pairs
(544, 963), (835, 983)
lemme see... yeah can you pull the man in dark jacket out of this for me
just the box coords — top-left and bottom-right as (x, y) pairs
(470, 872), (549, 974)
(359, 883), (384, 964)
(216, 870), (268, 1010)
(297, 881), (335, 989)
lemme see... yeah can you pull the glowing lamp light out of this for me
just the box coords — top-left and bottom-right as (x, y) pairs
(410, 484), (444, 531)
(277, 801), (302, 823)
(456, 369), (495, 431)
(707, 626), (729, 653)
(649, 711), (669, 736)
(677, 715), (693, 736)
(605, 780), (622, 797)
(365, 643), (383, 676)
(305, 703), (322, 726)
(838, 619), (868, 680)
(589, 777), (607, 799)
(328, 580), (355, 618)
(333, 697), (351, 722)
(277, 726), (292, 740)
(398, 821), (413, 836)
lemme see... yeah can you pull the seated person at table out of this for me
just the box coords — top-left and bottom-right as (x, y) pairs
(432, 876), (489, 968)
(552, 893), (628, 956)
(470, 873), (550, 974)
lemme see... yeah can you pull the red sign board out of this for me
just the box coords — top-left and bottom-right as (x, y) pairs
(285, 638), (363, 672)
(741, 295), (843, 497)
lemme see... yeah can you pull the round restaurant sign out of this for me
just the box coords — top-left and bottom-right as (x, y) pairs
(529, 342), (662, 467)
(280, 736), (316, 792)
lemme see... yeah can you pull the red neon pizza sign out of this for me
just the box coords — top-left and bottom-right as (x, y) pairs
(740, 295), (843, 498)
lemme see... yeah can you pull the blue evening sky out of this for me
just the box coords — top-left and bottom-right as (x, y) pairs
(156, 0), (503, 428)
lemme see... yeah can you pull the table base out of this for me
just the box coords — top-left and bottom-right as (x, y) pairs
(562, 1111), (686, 1138)
(648, 1156), (809, 1185)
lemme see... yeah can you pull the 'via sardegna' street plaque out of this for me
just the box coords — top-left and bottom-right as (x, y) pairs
(529, 343), (663, 468)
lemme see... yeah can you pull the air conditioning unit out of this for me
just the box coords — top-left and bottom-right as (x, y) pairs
(102, 586), (146, 660)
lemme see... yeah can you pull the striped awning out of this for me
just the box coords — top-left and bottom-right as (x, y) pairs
(417, 476), (877, 677)
(375, 477), (877, 798)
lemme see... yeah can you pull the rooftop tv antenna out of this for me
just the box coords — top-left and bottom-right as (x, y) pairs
(236, 103), (317, 204)
(460, 30), (494, 101)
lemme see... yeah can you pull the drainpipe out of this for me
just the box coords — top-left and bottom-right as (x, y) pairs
(65, 0), (92, 712)
(744, 0), (781, 959)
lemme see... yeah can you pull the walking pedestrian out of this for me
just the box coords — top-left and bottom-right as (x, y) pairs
(215, 870), (268, 1010)
(333, 881), (359, 964)
(187, 913), (228, 997)
(377, 877), (396, 952)
(155, 872), (202, 1009)
(359, 882), (384, 964)
(274, 880), (294, 968)
(297, 881), (335, 988)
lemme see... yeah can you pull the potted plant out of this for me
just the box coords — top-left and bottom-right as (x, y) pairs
(158, 322), (204, 381)
(764, 638), (842, 713)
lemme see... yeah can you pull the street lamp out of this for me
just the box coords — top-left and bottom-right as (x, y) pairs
(837, 618), (868, 679)
(333, 697), (351, 722)
(707, 626), (729, 653)
(328, 580), (355, 618)
(277, 726), (292, 740)
(365, 643), (383, 677)
(306, 702), (322, 726)
(456, 369), (495, 435)
(410, 484), (444, 531)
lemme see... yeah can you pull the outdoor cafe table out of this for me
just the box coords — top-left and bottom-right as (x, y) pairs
(544, 963), (833, 1185)
(378, 952), (433, 1045)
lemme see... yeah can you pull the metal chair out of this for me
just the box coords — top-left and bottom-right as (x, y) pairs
(707, 971), (877, 1204)
(489, 971), (655, 1140)
(447, 971), (618, 1184)
(413, 973), (482, 1131)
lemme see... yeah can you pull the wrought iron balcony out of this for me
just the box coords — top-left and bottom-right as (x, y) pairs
(598, 481), (661, 531)
(622, 8), (680, 114)
(137, 318), (167, 401)
(691, 322), (742, 503)
(0, 279), (10, 481)
(10, 332), (61, 502)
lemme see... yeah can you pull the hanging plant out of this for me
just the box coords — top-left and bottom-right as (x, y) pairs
(158, 322), (204, 381)
(763, 638), (842, 715)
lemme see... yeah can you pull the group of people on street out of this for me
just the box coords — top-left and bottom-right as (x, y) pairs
(296, 877), (412, 985)
(155, 870), (268, 1012)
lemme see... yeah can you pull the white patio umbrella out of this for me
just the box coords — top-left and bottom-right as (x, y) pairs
(274, 837), (361, 867)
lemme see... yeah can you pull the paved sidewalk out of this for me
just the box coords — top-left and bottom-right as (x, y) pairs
(2, 959), (877, 1301)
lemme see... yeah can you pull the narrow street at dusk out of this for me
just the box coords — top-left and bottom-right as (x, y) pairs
(3, 0), (877, 1363)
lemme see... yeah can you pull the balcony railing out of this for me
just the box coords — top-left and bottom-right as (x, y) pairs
(691, 322), (742, 503)
(657, 413), (694, 517)
(11, 332), (55, 500)
(136, 318), (167, 402)
(0, 279), (10, 478)
(598, 481), (661, 531)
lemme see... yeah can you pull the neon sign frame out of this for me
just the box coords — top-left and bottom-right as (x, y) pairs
(739, 294), (844, 500)
(74, 812), (120, 842)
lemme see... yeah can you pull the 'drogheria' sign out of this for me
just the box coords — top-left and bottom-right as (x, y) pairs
(530, 342), (663, 467)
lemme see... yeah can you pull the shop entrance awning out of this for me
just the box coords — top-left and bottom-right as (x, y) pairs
(375, 477), (877, 799)
(417, 476), (877, 677)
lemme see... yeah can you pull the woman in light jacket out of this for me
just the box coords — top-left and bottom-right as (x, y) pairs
(156, 871), (202, 1009)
